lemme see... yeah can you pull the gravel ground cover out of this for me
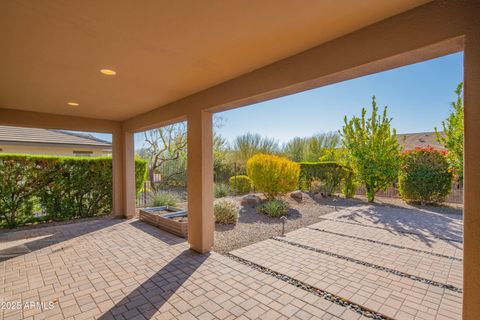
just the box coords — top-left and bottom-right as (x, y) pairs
(213, 192), (462, 254)
(214, 193), (352, 253)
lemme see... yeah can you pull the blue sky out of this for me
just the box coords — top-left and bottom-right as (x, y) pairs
(216, 52), (463, 144)
(88, 52), (463, 147)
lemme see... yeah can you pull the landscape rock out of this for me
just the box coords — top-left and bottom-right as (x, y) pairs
(290, 190), (303, 201)
(313, 192), (324, 201)
(241, 194), (262, 207)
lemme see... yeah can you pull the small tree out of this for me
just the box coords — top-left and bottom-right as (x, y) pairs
(283, 137), (307, 162)
(435, 82), (464, 182)
(282, 132), (341, 162)
(144, 122), (187, 191)
(232, 133), (279, 165)
(340, 96), (401, 202)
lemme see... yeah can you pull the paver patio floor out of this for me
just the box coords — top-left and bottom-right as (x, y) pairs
(0, 204), (463, 320)
(231, 205), (463, 320)
(0, 218), (361, 320)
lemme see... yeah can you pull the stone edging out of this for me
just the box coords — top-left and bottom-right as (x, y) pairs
(272, 237), (462, 293)
(308, 227), (462, 261)
(225, 253), (391, 320)
(319, 218), (463, 243)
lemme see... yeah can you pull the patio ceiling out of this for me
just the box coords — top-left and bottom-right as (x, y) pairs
(0, 0), (429, 121)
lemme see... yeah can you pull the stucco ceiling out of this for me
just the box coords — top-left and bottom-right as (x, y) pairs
(0, 0), (430, 121)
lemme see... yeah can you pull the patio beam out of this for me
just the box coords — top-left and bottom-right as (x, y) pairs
(187, 110), (214, 253)
(0, 107), (119, 133)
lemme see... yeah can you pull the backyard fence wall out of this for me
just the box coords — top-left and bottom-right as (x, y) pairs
(355, 183), (463, 204)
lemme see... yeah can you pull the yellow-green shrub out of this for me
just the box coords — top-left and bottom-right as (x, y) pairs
(229, 175), (252, 194)
(247, 154), (299, 200)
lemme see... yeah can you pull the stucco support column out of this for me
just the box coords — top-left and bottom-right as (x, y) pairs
(187, 110), (214, 253)
(112, 128), (136, 218)
(463, 15), (480, 319)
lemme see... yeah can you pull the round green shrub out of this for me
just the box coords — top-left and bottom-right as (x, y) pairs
(214, 183), (229, 198)
(229, 175), (252, 194)
(257, 199), (289, 217)
(214, 199), (238, 224)
(398, 148), (452, 204)
(247, 154), (299, 200)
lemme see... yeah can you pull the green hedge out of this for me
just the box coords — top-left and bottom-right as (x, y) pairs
(299, 161), (352, 196)
(0, 154), (147, 227)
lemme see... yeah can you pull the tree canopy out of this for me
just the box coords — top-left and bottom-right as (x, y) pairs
(436, 82), (464, 182)
(340, 96), (401, 202)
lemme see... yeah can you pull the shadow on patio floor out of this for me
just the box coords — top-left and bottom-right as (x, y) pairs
(98, 249), (208, 320)
(0, 217), (124, 261)
(331, 205), (463, 247)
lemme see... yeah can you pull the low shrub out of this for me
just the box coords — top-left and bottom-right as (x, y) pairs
(398, 147), (452, 204)
(257, 199), (289, 217)
(150, 191), (180, 207)
(309, 179), (323, 194)
(299, 161), (348, 196)
(214, 183), (229, 198)
(247, 154), (299, 200)
(214, 199), (238, 224)
(229, 175), (252, 194)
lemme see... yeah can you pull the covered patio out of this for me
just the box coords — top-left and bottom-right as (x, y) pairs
(0, 202), (463, 319)
(1, 0), (479, 318)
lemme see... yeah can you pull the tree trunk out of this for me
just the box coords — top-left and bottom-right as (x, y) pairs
(366, 186), (375, 202)
(148, 167), (156, 192)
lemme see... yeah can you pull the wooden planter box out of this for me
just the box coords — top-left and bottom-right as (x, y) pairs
(139, 206), (188, 238)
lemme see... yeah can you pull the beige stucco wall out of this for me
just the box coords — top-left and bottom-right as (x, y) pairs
(0, 144), (110, 157)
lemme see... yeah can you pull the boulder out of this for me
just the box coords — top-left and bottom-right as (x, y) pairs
(241, 194), (262, 207)
(313, 192), (324, 201)
(290, 190), (303, 201)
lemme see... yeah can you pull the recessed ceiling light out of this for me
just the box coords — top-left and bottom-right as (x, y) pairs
(100, 69), (116, 76)
(67, 102), (79, 106)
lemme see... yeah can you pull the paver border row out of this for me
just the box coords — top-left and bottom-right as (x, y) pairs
(272, 237), (463, 293)
(318, 218), (463, 243)
(225, 253), (391, 320)
(308, 227), (462, 261)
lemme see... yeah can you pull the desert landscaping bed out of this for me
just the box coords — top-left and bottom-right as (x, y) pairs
(213, 193), (462, 254)
(214, 193), (352, 253)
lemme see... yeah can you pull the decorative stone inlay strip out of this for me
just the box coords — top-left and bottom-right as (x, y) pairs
(308, 227), (462, 261)
(272, 237), (463, 293)
(225, 253), (391, 320)
(319, 217), (463, 243)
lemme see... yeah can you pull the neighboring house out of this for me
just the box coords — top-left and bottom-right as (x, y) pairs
(0, 125), (111, 156)
(396, 131), (446, 151)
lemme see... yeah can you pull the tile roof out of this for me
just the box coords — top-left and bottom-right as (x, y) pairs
(397, 132), (446, 151)
(0, 125), (111, 148)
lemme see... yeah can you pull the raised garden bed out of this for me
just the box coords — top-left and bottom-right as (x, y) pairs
(139, 206), (188, 238)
